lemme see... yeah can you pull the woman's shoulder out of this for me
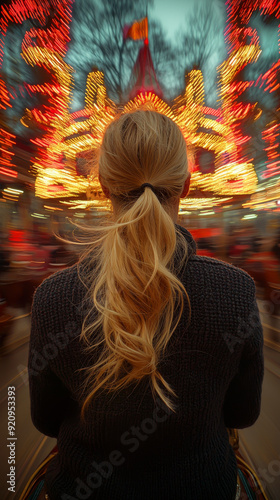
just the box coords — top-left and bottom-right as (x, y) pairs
(38, 262), (79, 286)
(188, 254), (256, 297)
(32, 263), (83, 307)
(191, 253), (253, 276)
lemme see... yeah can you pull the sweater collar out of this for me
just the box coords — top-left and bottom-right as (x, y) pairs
(175, 224), (197, 256)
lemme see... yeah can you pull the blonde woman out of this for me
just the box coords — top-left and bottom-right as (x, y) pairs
(28, 110), (264, 500)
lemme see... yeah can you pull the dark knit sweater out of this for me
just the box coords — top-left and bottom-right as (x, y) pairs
(28, 226), (264, 500)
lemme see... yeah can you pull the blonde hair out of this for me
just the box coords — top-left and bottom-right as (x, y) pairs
(78, 109), (190, 418)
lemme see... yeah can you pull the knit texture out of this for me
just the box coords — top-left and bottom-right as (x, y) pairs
(28, 226), (264, 500)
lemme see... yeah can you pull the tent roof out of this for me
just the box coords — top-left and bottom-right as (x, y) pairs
(129, 42), (163, 100)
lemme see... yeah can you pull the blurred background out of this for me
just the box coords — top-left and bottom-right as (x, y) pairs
(0, 0), (279, 498)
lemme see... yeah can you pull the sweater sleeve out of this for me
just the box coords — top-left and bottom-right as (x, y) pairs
(28, 286), (78, 438)
(223, 293), (264, 429)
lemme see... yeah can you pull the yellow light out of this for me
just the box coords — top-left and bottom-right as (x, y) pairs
(4, 188), (24, 194)
(24, 47), (265, 210)
(242, 214), (257, 219)
(179, 196), (233, 210)
(243, 179), (280, 210)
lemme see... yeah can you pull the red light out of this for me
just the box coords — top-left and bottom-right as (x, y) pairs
(0, 167), (18, 178)
(9, 230), (24, 244)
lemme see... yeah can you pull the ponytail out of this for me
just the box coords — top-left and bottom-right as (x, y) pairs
(78, 109), (190, 418)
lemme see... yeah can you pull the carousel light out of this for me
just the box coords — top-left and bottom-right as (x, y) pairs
(179, 196), (233, 211)
(242, 214), (258, 220)
(243, 179), (280, 210)
(225, 0), (280, 179)
(0, 128), (17, 178)
(4, 188), (23, 194)
(198, 211), (215, 216)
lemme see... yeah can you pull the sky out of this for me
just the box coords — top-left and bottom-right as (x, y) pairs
(151, 0), (279, 58)
(151, 0), (225, 41)
(150, 0), (228, 103)
(151, 0), (196, 40)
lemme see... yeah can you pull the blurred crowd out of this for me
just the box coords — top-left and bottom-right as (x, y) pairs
(0, 230), (79, 351)
(197, 227), (280, 304)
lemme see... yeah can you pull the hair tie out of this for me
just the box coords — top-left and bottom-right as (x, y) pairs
(140, 183), (156, 194)
(119, 183), (165, 200)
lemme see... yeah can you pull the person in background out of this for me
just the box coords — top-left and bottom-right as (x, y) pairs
(28, 109), (264, 500)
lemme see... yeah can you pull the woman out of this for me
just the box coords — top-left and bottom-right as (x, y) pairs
(28, 109), (264, 500)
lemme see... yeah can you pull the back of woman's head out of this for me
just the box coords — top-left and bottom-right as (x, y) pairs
(79, 109), (190, 418)
(99, 109), (188, 201)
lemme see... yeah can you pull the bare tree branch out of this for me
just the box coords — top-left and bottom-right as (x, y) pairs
(177, 3), (226, 103)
